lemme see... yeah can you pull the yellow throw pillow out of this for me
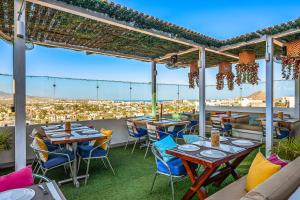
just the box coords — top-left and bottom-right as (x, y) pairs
(96, 128), (112, 150)
(246, 152), (281, 191)
(32, 137), (48, 162)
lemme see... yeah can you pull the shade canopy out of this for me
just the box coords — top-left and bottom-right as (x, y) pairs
(0, 0), (299, 66)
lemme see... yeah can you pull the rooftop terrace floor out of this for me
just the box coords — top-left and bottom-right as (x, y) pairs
(1, 144), (258, 200)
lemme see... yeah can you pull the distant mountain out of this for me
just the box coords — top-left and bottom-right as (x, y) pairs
(0, 91), (12, 98)
(246, 91), (265, 100)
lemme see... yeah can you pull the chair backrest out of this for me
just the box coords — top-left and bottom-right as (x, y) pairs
(261, 121), (280, 137)
(126, 121), (138, 135)
(210, 117), (223, 129)
(30, 127), (46, 139)
(146, 124), (159, 142)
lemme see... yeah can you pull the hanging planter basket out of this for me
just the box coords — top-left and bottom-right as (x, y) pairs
(235, 50), (259, 86)
(188, 60), (199, 88)
(281, 39), (300, 80)
(216, 62), (235, 90)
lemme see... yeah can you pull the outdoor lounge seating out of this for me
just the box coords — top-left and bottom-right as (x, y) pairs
(125, 121), (148, 154)
(150, 144), (197, 200)
(206, 156), (300, 200)
(30, 141), (74, 181)
(77, 138), (115, 185)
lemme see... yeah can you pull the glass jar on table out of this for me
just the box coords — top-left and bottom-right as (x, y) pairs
(211, 128), (220, 148)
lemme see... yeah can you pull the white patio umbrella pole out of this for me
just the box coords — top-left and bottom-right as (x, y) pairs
(295, 78), (300, 118)
(13, 0), (26, 170)
(265, 35), (274, 156)
(151, 61), (157, 117)
(198, 47), (206, 137)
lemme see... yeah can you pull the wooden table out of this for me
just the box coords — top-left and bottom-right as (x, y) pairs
(148, 119), (191, 128)
(127, 117), (191, 127)
(182, 112), (198, 118)
(211, 113), (249, 122)
(167, 138), (261, 200)
(29, 181), (66, 200)
(257, 117), (300, 124)
(43, 125), (107, 187)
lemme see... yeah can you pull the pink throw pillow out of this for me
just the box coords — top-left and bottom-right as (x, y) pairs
(0, 165), (34, 192)
(267, 154), (288, 167)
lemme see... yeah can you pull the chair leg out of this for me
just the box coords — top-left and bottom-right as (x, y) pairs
(105, 157), (115, 175)
(78, 157), (81, 172)
(101, 158), (108, 169)
(150, 173), (158, 193)
(124, 135), (130, 150)
(144, 141), (150, 159)
(85, 159), (91, 185)
(170, 176), (175, 200)
(131, 139), (138, 154)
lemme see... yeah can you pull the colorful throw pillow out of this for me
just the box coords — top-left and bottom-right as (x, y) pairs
(97, 128), (113, 150)
(32, 137), (48, 162)
(267, 154), (288, 167)
(246, 152), (281, 192)
(153, 135), (177, 162)
(0, 166), (34, 192)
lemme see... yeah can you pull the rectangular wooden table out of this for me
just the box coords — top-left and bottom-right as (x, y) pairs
(211, 113), (249, 122)
(167, 138), (261, 200)
(42, 125), (107, 187)
(127, 117), (191, 128)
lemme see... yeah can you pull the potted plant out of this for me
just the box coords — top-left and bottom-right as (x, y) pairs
(272, 137), (300, 161)
(0, 128), (12, 151)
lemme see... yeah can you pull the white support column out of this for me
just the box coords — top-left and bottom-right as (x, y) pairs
(265, 36), (274, 156)
(151, 61), (157, 117)
(295, 78), (300, 118)
(14, 0), (26, 170)
(198, 47), (206, 137)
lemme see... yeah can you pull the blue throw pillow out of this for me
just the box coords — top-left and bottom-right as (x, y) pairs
(153, 135), (177, 162)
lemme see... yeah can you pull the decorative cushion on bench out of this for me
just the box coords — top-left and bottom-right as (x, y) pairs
(242, 156), (300, 200)
(0, 166), (34, 192)
(246, 152), (281, 192)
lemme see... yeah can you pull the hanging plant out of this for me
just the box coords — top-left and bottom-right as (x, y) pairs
(189, 60), (199, 88)
(235, 50), (259, 86)
(216, 62), (235, 90)
(281, 39), (300, 80)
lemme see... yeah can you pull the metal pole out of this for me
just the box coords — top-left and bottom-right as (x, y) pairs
(151, 62), (157, 117)
(265, 36), (274, 156)
(14, 0), (26, 170)
(198, 47), (206, 137)
(295, 78), (300, 118)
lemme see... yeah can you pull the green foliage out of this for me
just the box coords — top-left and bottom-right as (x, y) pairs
(0, 128), (12, 151)
(272, 137), (300, 161)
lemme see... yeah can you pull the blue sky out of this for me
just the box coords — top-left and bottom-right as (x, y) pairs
(0, 0), (299, 99)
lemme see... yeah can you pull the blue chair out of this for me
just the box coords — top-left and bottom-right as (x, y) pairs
(183, 134), (202, 144)
(150, 145), (197, 200)
(210, 117), (232, 136)
(77, 138), (115, 185)
(30, 143), (74, 182)
(261, 121), (290, 142)
(124, 121), (148, 153)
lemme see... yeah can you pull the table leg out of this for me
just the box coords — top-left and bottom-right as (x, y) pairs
(72, 142), (79, 188)
(181, 160), (204, 199)
(182, 161), (217, 200)
(214, 152), (249, 187)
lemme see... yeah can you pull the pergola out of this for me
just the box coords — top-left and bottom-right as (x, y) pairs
(0, 0), (299, 170)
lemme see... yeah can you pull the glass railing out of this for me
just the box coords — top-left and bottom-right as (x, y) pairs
(0, 74), (296, 126)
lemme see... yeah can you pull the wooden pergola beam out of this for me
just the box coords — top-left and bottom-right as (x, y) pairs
(219, 28), (300, 52)
(35, 40), (153, 62)
(26, 0), (200, 48)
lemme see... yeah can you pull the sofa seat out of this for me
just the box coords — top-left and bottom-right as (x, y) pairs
(206, 176), (247, 200)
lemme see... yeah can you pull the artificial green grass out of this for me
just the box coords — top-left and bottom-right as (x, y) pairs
(53, 145), (257, 200)
(0, 145), (258, 200)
